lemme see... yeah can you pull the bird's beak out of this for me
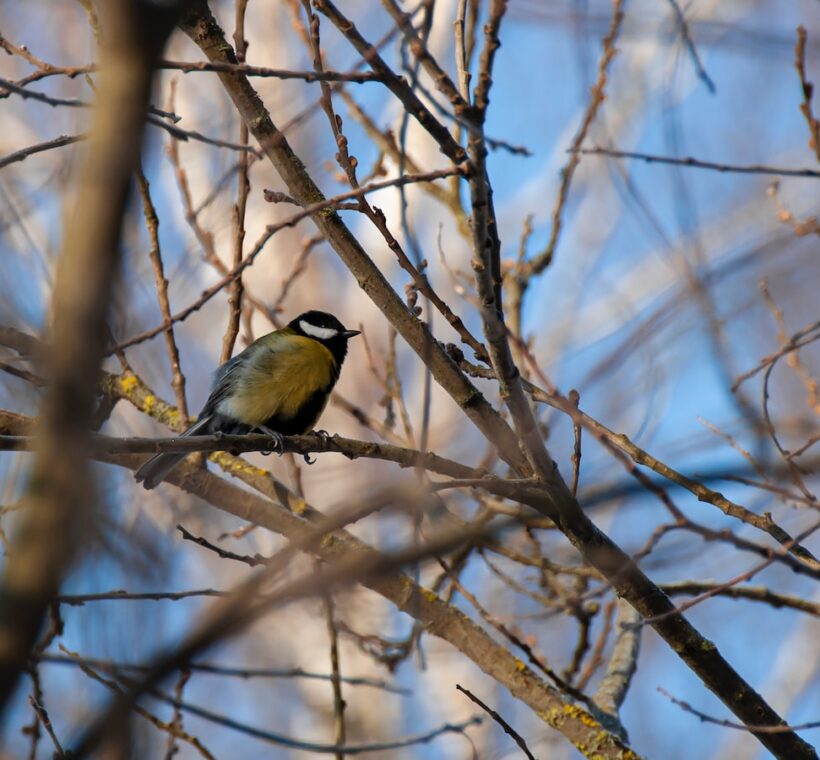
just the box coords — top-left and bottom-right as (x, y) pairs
(343, 329), (361, 339)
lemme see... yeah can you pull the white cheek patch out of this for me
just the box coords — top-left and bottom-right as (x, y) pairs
(299, 320), (338, 340)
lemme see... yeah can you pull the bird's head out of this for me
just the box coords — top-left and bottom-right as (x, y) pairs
(290, 310), (361, 344)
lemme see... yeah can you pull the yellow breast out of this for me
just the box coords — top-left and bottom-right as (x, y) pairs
(227, 335), (336, 426)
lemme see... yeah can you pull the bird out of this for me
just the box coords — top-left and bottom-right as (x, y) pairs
(135, 310), (360, 490)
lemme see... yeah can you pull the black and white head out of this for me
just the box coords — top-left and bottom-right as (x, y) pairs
(290, 310), (360, 359)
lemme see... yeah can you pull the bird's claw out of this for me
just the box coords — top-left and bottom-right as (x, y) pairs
(303, 429), (334, 464)
(255, 426), (285, 456)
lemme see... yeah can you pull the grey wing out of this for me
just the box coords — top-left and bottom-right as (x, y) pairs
(136, 350), (257, 490)
(198, 348), (251, 419)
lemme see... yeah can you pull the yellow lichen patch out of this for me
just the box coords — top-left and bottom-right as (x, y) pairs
(420, 587), (439, 604)
(241, 462), (269, 478)
(119, 374), (138, 394)
(700, 639), (717, 652)
(514, 658), (527, 673)
(143, 394), (156, 413)
(562, 703), (600, 728)
(538, 707), (639, 759)
(290, 497), (308, 516)
(541, 707), (565, 726)
(158, 408), (185, 429)
(209, 452), (267, 478)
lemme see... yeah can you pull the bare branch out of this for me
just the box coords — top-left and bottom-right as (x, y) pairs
(531, 0), (625, 271)
(39, 653), (409, 693)
(658, 687), (820, 734)
(795, 26), (820, 162)
(664, 0), (716, 93)
(593, 600), (641, 733)
(662, 582), (820, 617)
(456, 684), (536, 760)
(575, 146), (820, 179)
(158, 58), (387, 82)
(28, 696), (67, 759)
(135, 167), (189, 418)
(0, 134), (85, 170)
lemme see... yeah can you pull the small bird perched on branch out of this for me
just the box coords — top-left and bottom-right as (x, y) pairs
(135, 310), (360, 489)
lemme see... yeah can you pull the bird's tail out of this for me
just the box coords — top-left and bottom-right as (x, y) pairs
(134, 416), (211, 490)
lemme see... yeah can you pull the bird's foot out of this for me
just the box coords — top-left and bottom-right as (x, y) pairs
(303, 429), (334, 465)
(255, 426), (285, 456)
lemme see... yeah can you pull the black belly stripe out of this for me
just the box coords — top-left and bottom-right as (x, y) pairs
(261, 384), (332, 435)
(203, 384), (330, 437)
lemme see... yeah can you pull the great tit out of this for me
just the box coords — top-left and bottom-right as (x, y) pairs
(135, 310), (360, 490)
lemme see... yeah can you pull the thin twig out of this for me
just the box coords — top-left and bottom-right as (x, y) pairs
(39, 653), (409, 693)
(0, 133), (85, 170)
(439, 559), (589, 703)
(313, 0), (467, 164)
(323, 590), (346, 759)
(569, 389), (582, 495)
(531, 0), (625, 271)
(380, 0), (473, 119)
(576, 599), (616, 691)
(135, 167), (189, 419)
(634, 521), (820, 626)
(664, 0), (715, 93)
(57, 589), (229, 605)
(144, 688), (484, 755)
(662, 582), (819, 617)
(576, 146), (820, 179)
(0, 76), (90, 107)
(221, 0), (251, 365)
(62, 646), (216, 759)
(658, 687), (820, 734)
(761, 348), (815, 500)
(795, 26), (820, 162)
(158, 58), (386, 82)
(733, 318), (820, 390)
(28, 696), (66, 758)
(163, 668), (191, 760)
(760, 280), (820, 414)
(456, 684), (536, 760)
(176, 524), (268, 566)
(0, 77), (255, 155)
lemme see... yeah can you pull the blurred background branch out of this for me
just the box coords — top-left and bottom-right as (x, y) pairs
(0, 0), (184, 716)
